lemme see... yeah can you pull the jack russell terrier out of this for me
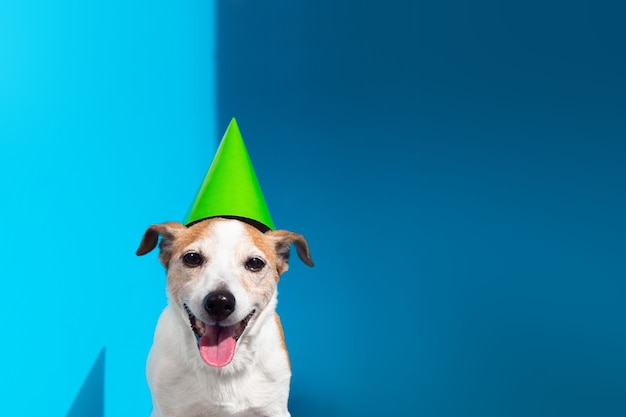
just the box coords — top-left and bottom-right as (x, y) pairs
(136, 217), (314, 417)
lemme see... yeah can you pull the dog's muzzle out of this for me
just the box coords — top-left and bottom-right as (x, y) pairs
(184, 303), (255, 368)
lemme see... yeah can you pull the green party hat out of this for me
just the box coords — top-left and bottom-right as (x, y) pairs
(183, 118), (275, 231)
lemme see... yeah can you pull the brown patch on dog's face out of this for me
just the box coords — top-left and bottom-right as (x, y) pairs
(159, 220), (216, 301)
(234, 222), (281, 306)
(136, 220), (213, 299)
(168, 222), (212, 258)
(244, 224), (281, 280)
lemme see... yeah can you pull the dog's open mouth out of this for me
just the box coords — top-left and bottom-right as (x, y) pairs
(184, 304), (255, 368)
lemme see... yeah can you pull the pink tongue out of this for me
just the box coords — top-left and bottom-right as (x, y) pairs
(199, 324), (236, 367)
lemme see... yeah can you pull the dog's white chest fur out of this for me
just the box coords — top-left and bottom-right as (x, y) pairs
(137, 219), (313, 417)
(147, 304), (290, 417)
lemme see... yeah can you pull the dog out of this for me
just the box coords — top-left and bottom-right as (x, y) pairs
(136, 217), (314, 417)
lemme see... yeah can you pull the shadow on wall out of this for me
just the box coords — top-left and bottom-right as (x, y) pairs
(289, 387), (341, 417)
(66, 349), (105, 417)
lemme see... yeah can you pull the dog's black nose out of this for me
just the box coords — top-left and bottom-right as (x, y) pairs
(204, 290), (236, 322)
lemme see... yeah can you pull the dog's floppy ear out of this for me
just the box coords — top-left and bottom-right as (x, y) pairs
(267, 230), (314, 274)
(136, 222), (186, 268)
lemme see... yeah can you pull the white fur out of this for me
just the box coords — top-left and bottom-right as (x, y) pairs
(146, 221), (292, 417)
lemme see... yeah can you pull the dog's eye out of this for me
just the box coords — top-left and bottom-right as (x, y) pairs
(182, 252), (204, 267)
(245, 257), (265, 272)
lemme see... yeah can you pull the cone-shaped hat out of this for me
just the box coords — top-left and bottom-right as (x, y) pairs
(183, 118), (275, 231)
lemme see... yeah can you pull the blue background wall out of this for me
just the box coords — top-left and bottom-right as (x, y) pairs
(1, 0), (625, 416)
(216, 1), (626, 416)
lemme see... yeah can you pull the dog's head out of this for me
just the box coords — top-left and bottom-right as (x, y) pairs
(136, 218), (313, 368)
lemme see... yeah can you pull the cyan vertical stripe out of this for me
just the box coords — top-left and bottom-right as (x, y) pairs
(0, 2), (216, 415)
